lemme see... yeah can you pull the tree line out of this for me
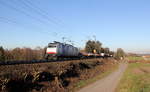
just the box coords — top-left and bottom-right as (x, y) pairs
(0, 40), (126, 62)
(85, 40), (125, 59)
(85, 40), (113, 54)
(0, 46), (46, 62)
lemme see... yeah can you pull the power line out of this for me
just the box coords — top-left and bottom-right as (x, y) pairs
(0, 17), (20, 25)
(21, 0), (72, 33)
(24, 0), (63, 24)
(17, 0), (72, 38)
(0, 0), (48, 26)
(20, 0), (61, 25)
(8, 0), (67, 38)
(19, 0), (69, 34)
(0, 0), (70, 41)
(0, 0), (61, 37)
(0, 17), (58, 37)
(0, 18), (18, 27)
(0, 17), (77, 45)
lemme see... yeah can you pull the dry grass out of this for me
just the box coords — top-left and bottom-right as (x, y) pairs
(0, 58), (117, 92)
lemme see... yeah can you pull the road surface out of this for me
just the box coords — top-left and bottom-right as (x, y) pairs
(78, 62), (128, 92)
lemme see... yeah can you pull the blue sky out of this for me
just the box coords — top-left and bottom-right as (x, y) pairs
(0, 0), (150, 53)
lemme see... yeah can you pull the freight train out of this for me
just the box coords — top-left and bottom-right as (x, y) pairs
(45, 41), (112, 60)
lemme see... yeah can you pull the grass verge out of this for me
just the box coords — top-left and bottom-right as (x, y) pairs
(116, 63), (150, 92)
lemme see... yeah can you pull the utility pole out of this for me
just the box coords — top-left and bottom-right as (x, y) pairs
(62, 37), (66, 43)
(93, 35), (96, 41)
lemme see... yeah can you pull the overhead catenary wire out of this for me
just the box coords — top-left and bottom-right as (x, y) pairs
(0, 18), (19, 27)
(0, 17), (78, 47)
(0, 0), (73, 43)
(0, 17), (20, 25)
(21, 0), (73, 33)
(0, 0), (49, 26)
(19, 0), (73, 40)
(0, 17), (58, 37)
(25, 0), (63, 23)
(9, 0), (68, 38)
(19, 0), (69, 34)
(0, 0), (62, 37)
(20, 0), (61, 25)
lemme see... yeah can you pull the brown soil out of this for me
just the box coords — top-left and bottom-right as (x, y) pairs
(128, 60), (150, 63)
(132, 68), (145, 75)
(140, 67), (150, 73)
(132, 67), (150, 75)
(0, 58), (117, 92)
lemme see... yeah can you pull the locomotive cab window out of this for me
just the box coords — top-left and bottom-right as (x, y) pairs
(48, 45), (57, 47)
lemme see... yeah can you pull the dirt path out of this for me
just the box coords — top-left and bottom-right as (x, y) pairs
(78, 62), (128, 92)
(143, 57), (150, 61)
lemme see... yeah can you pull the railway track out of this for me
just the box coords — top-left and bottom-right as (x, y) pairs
(0, 57), (106, 66)
(0, 59), (48, 65)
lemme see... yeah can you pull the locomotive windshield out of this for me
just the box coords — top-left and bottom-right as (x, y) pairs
(48, 45), (57, 47)
(48, 43), (57, 48)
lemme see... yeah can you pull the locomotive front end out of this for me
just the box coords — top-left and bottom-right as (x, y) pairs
(45, 43), (58, 60)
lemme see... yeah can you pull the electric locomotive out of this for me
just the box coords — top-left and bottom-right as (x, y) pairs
(45, 41), (80, 60)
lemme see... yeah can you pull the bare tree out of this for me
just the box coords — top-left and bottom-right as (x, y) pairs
(0, 46), (5, 62)
(4, 47), (46, 61)
(11, 48), (23, 61)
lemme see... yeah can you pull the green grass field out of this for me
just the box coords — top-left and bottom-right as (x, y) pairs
(127, 56), (144, 61)
(116, 63), (150, 92)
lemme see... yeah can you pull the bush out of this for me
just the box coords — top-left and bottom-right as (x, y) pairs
(115, 48), (126, 60)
